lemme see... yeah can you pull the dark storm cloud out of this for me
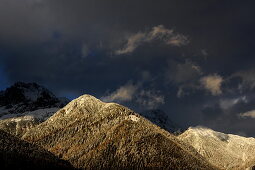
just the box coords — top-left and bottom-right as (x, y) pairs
(1, 0), (255, 135)
(0, 0), (53, 44)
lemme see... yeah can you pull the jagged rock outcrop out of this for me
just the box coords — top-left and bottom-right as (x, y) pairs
(178, 126), (255, 170)
(0, 129), (74, 170)
(140, 109), (183, 134)
(0, 82), (69, 136)
(22, 95), (216, 169)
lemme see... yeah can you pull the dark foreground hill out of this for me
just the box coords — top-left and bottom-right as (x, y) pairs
(0, 130), (74, 170)
(22, 95), (216, 169)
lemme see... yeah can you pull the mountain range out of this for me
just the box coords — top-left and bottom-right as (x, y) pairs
(22, 94), (215, 169)
(0, 82), (255, 169)
(0, 82), (181, 137)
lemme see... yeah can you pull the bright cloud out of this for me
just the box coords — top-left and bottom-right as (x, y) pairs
(115, 32), (146, 55)
(239, 110), (255, 119)
(101, 83), (138, 102)
(200, 74), (223, 96)
(115, 25), (189, 55)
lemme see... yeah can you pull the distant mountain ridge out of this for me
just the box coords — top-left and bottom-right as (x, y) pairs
(178, 126), (255, 169)
(0, 82), (68, 114)
(140, 109), (182, 134)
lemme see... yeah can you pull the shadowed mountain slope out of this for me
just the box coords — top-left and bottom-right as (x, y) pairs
(0, 129), (74, 170)
(22, 95), (216, 169)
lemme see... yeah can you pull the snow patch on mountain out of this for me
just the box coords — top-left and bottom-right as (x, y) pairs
(0, 108), (59, 121)
(0, 108), (61, 137)
(126, 115), (140, 122)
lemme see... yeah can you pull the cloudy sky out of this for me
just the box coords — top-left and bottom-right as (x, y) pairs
(1, 0), (255, 136)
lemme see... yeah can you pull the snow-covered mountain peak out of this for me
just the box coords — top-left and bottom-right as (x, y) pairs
(0, 82), (70, 136)
(14, 82), (55, 102)
(0, 82), (69, 115)
(185, 126), (230, 142)
(185, 126), (255, 144)
(0, 82), (55, 105)
(74, 94), (105, 105)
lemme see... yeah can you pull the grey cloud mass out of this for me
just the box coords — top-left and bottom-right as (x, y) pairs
(231, 69), (255, 91)
(136, 90), (165, 109)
